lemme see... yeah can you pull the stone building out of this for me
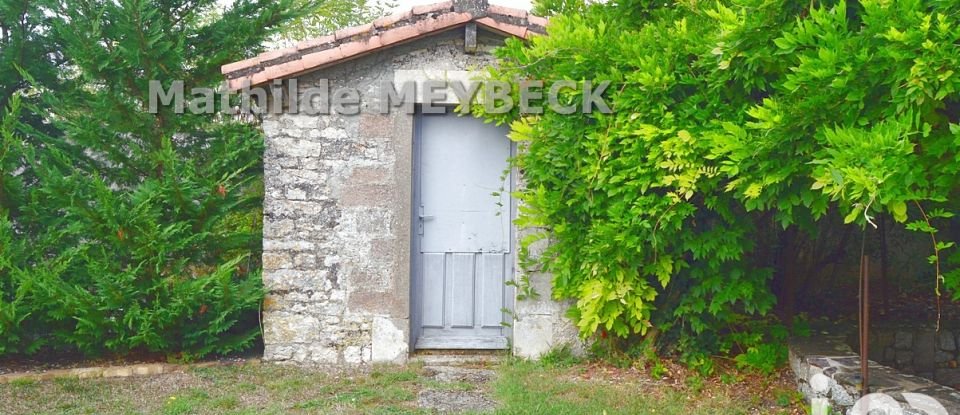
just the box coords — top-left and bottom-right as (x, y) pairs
(221, 0), (580, 365)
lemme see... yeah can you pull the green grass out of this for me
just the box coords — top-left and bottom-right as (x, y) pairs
(7, 378), (38, 388)
(490, 359), (802, 415)
(0, 363), (428, 415)
(0, 359), (804, 414)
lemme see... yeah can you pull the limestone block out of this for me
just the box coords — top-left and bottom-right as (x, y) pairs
(263, 240), (315, 251)
(263, 344), (295, 361)
(895, 331), (914, 349)
(372, 316), (409, 363)
(306, 344), (339, 364)
(941, 330), (956, 351)
(263, 269), (337, 292)
(914, 331), (937, 373)
(262, 252), (293, 270)
(293, 253), (317, 268)
(263, 313), (322, 344)
(343, 345), (365, 364)
(131, 364), (164, 376)
(513, 314), (582, 359)
(264, 219), (296, 238)
(101, 367), (133, 377)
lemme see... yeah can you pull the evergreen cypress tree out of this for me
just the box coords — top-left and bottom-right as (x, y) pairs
(0, 0), (63, 355)
(2, 0), (322, 358)
(34, 0), (310, 358)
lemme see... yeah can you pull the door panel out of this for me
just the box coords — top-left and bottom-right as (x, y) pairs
(449, 253), (476, 328)
(479, 253), (506, 329)
(414, 110), (512, 350)
(421, 253), (445, 328)
(419, 113), (511, 253)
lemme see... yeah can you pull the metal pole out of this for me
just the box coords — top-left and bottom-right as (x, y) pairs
(860, 255), (870, 394)
(880, 214), (889, 316)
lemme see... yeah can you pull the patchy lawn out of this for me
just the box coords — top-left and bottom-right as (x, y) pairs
(0, 358), (806, 414)
(0, 363), (429, 415)
(493, 360), (805, 415)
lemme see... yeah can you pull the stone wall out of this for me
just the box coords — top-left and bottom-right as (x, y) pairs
(511, 223), (585, 357)
(259, 28), (580, 365)
(855, 325), (960, 387)
(790, 334), (960, 414)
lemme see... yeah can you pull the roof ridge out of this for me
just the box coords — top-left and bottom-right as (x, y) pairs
(221, 1), (548, 90)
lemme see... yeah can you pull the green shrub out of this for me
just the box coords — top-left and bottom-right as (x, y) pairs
(539, 343), (583, 368)
(477, 0), (960, 365)
(13, 120), (267, 357)
(733, 343), (788, 375)
(0, 0), (301, 359)
(0, 96), (37, 355)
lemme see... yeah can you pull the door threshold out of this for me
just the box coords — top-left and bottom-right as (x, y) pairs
(412, 349), (505, 356)
(415, 336), (508, 350)
(410, 350), (507, 366)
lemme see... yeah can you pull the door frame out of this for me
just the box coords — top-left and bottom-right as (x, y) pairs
(409, 106), (516, 351)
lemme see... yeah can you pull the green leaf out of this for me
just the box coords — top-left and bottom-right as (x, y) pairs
(844, 207), (862, 224)
(890, 201), (908, 222)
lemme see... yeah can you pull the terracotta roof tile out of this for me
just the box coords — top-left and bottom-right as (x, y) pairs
(412, 1), (453, 15)
(339, 36), (381, 59)
(295, 35), (335, 51)
(476, 17), (528, 39)
(415, 12), (473, 35)
(222, 1), (548, 89)
(250, 69), (275, 86)
(334, 22), (374, 41)
(374, 10), (412, 29)
(221, 56), (261, 74)
(259, 46), (298, 63)
(488, 4), (528, 19)
(275, 59), (306, 77)
(300, 46), (345, 68)
(379, 24), (420, 47)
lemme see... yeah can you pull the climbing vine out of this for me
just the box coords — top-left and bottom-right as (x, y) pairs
(475, 0), (960, 370)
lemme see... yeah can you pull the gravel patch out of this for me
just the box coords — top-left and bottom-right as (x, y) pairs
(417, 389), (498, 413)
(417, 362), (500, 413)
(424, 365), (496, 383)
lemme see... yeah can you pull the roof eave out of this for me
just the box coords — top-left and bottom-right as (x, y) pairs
(221, 1), (547, 90)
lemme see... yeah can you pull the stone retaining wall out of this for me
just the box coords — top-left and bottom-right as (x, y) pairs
(852, 325), (960, 388)
(790, 334), (960, 414)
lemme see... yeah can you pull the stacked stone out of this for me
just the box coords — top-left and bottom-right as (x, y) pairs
(870, 327), (960, 387)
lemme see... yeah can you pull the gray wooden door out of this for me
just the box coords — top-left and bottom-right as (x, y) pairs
(413, 109), (512, 350)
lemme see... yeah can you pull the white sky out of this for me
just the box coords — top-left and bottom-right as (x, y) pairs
(391, 0), (533, 11)
(217, 1), (534, 17)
